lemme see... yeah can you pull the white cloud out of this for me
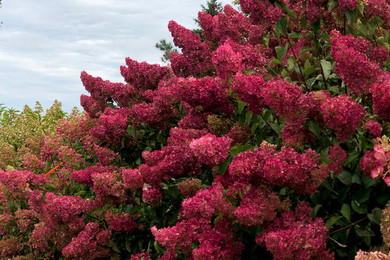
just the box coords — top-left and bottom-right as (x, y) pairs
(0, 0), (234, 112)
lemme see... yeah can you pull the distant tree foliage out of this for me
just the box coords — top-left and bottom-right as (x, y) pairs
(193, 0), (224, 38)
(155, 39), (177, 63)
(200, 0), (223, 17)
(156, 0), (223, 63)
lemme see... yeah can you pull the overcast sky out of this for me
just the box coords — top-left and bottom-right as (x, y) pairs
(0, 0), (233, 112)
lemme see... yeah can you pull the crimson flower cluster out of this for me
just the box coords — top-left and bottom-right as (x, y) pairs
(256, 202), (334, 259)
(361, 136), (390, 186)
(330, 30), (389, 95)
(321, 94), (366, 141)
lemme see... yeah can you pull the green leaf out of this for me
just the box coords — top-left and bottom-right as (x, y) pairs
(300, 46), (313, 56)
(311, 20), (321, 32)
(127, 125), (136, 137)
(230, 144), (253, 157)
(270, 59), (283, 65)
(344, 9), (358, 23)
(357, 0), (364, 14)
(275, 46), (288, 61)
(368, 208), (382, 225)
(312, 204), (322, 218)
(287, 56), (295, 71)
(326, 215), (343, 229)
(309, 121), (321, 137)
(214, 215), (223, 225)
(251, 122), (260, 134)
(376, 192), (390, 206)
(352, 189), (371, 204)
(320, 59), (332, 79)
(337, 171), (352, 185)
(245, 110), (253, 126)
(43, 183), (57, 192)
(300, 17), (307, 29)
(355, 226), (375, 237)
(341, 204), (351, 222)
(370, 16), (384, 26)
(352, 173), (362, 184)
(304, 60), (317, 78)
(276, 1), (297, 18)
(275, 16), (288, 36)
(351, 200), (368, 214)
(111, 242), (122, 253)
(237, 100), (246, 114)
(346, 151), (360, 168)
(327, 0), (339, 11)
(218, 155), (232, 175)
(362, 174), (377, 188)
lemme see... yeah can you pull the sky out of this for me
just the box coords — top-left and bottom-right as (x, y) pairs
(0, 0), (233, 113)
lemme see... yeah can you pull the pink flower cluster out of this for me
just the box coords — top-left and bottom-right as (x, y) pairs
(257, 202), (334, 259)
(142, 186), (162, 206)
(321, 94), (366, 141)
(219, 141), (333, 196)
(15, 209), (37, 233)
(360, 136), (390, 185)
(167, 127), (208, 146)
(0, 170), (47, 200)
(234, 186), (289, 226)
(81, 71), (136, 111)
(105, 211), (140, 232)
(130, 85), (178, 129)
(212, 43), (243, 81)
(263, 147), (326, 194)
(198, 5), (253, 45)
(62, 223), (111, 259)
(178, 178), (203, 197)
(363, 0), (390, 30)
(130, 251), (151, 260)
(226, 124), (251, 146)
(122, 169), (143, 191)
(139, 145), (201, 186)
(152, 218), (244, 259)
(370, 81), (390, 122)
(31, 192), (94, 231)
(178, 77), (234, 114)
(72, 165), (119, 187)
(239, 0), (284, 25)
(325, 145), (348, 174)
(338, 0), (358, 10)
(120, 57), (172, 92)
(92, 171), (129, 205)
(0, 237), (24, 258)
(189, 133), (231, 167)
(232, 72), (265, 114)
(262, 79), (303, 119)
(27, 191), (98, 252)
(168, 21), (213, 77)
(330, 30), (386, 95)
(227, 38), (268, 69)
(363, 119), (383, 137)
(179, 183), (235, 221)
(222, 141), (276, 186)
(90, 108), (131, 145)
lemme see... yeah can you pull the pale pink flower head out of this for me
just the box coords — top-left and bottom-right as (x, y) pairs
(212, 42), (243, 80)
(321, 94), (366, 141)
(363, 119), (382, 137)
(371, 165), (384, 178)
(370, 81), (390, 122)
(122, 169), (143, 191)
(189, 134), (231, 167)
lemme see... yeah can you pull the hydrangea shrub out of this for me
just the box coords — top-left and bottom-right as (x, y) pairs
(1, 0), (390, 258)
